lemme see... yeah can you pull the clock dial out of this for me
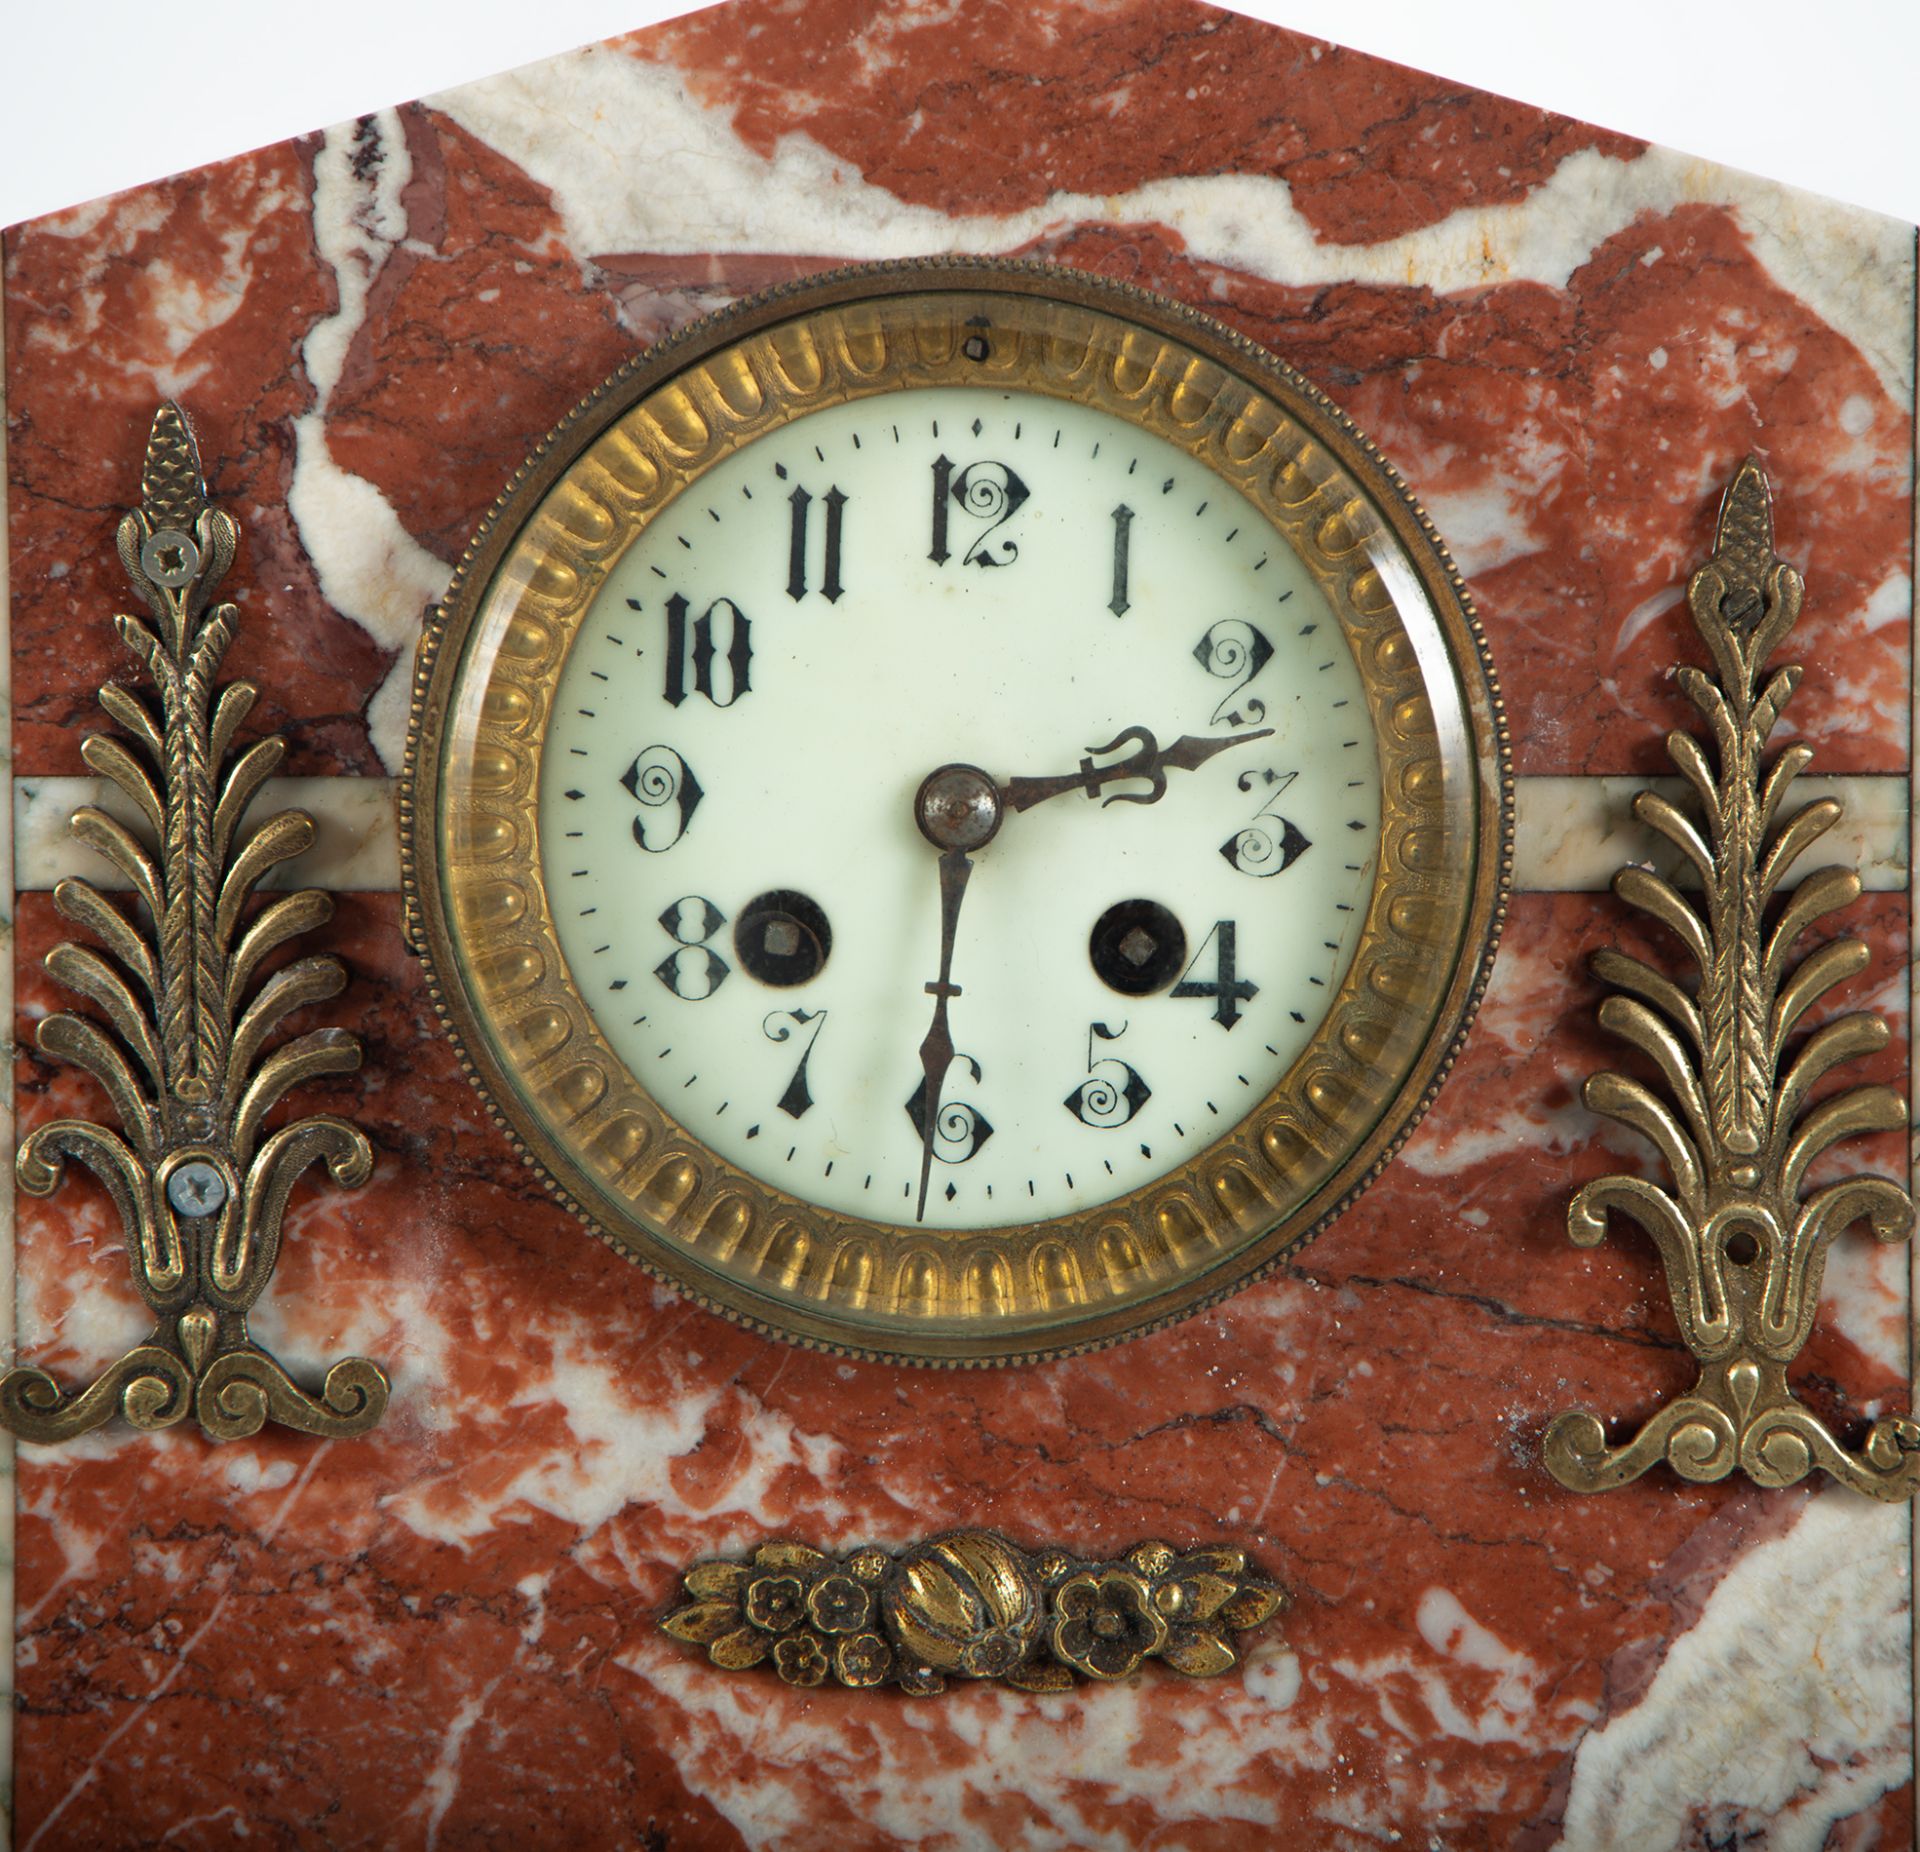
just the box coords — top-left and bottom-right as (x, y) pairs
(405, 264), (1509, 1360)
(536, 386), (1380, 1228)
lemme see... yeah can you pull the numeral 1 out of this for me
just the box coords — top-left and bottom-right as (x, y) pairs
(929, 454), (953, 564)
(1109, 503), (1133, 617)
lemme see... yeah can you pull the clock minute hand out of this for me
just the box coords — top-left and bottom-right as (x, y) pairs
(1000, 724), (1274, 815)
(907, 764), (1005, 1225)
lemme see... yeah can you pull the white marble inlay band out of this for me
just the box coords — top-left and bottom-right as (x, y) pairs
(13, 776), (400, 893)
(8, 773), (1909, 896)
(1515, 774), (1909, 894)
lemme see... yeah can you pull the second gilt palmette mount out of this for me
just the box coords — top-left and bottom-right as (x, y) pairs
(1547, 459), (1916, 1499)
(4, 404), (388, 1444)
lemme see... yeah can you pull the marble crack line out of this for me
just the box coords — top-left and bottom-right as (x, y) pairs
(967, 1396), (1302, 1479)
(1121, 1397), (1300, 1453)
(21, 1446), (330, 1852)
(1290, 1264), (1692, 1356)
(1289, 1462), (1565, 1564)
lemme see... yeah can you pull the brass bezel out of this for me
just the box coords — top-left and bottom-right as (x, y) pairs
(401, 260), (1511, 1364)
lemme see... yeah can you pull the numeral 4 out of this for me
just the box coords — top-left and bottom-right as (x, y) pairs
(1171, 920), (1257, 1029)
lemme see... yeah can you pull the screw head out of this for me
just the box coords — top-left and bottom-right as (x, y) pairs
(914, 763), (1003, 852)
(166, 1160), (229, 1218)
(140, 526), (202, 589)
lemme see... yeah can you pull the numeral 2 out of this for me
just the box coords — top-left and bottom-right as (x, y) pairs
(1194, 620), (1273, 727)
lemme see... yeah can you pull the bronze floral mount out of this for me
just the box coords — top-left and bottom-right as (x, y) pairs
(3, 403), (389, 1444)
(1546, 458), (1916, 1499)
(662, 1529), (1286, 1693)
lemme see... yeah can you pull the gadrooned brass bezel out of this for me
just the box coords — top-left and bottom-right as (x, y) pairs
(401, 260), (1512, 1364)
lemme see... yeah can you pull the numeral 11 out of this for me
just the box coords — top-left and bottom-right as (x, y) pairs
(787, 486), (847, 603)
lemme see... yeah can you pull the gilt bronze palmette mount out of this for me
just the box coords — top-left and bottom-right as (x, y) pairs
(1546, 459), (1915, 1499)
(4, 404), (389, 1444)
(663, 1530), (1286, 1694)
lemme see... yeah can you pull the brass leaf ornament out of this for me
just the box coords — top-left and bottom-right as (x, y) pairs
(5, 403), (389, 1444)
(662, 1530), (1287, 1693)
(1546, 458), (1916, 1498)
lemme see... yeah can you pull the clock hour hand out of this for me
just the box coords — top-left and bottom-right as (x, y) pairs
(908, 765), (1003, 1223)
(1000, 724), (1273, 815)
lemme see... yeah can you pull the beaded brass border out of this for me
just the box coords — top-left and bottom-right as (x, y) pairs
(403, 261), (1511, 1363)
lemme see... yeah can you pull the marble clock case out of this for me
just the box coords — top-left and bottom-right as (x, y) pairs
(2, 1), (1914, 1845)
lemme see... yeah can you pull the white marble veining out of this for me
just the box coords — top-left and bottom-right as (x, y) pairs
(1560, 1495), (1912, 1848)
(266, 47), (1917, 780)
(626, 1631), (1323, 1850)
(291, 114), (451, 774)
(435, 48), (1914, 399)
(3, 22), (1913, 1846)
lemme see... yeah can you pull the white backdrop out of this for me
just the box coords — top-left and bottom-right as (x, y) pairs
(2, 0), (1917, 233)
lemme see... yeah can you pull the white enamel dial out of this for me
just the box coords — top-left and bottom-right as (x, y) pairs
(537, 384), (1381, 1229)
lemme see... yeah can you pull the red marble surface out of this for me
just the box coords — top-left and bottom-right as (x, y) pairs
(9, 891), (1912, 1847)
(5, 3), (1908, 778)
(3, 147), (387, 777)
(5, 0), (1914, 1845)
(647, 0), (1644, 236)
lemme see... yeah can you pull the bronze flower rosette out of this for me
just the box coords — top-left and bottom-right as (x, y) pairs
(662, 1529), (1287, 1694)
